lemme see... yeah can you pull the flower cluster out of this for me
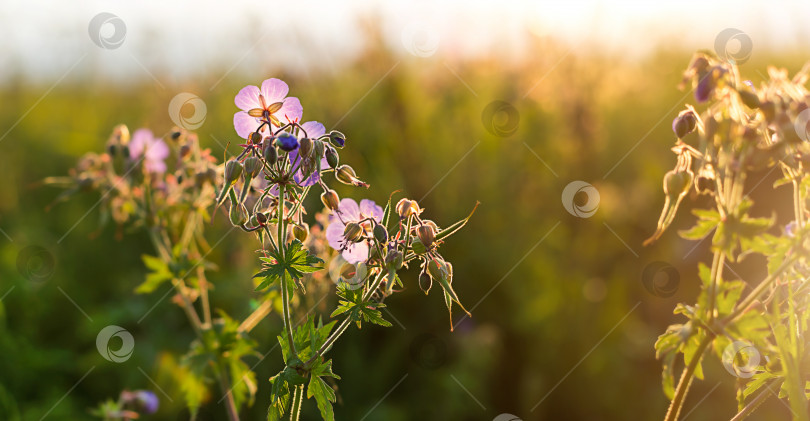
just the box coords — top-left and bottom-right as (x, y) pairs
(90, 389), (159, 420)
(648, 52), (810, 421)
(51, 77), (475, 421)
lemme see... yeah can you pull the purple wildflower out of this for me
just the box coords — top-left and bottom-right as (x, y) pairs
(129, 129), (169, 173)
(288, 121), (329, 186)
(135, 390), (159, 414)
(233, 78), (303, 139)
(786, 221), (798, 238)
(326, 198), (383, 264)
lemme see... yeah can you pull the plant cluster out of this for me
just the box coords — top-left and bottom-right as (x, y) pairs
(49, 78), (476, 420)
(648, 52), (810, 421)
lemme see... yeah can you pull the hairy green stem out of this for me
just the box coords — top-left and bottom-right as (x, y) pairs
(304, 271), (388, 367)
(217, 361), (241, 421)
(278, 183), (297, 358)
(664, 334), (713, 421)
(289, 385), (304, 421)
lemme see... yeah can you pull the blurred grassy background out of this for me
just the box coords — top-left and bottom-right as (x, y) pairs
(0, 26), (807, 420)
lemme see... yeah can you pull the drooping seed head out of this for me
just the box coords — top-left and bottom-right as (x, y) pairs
(320, 189), (340, 211)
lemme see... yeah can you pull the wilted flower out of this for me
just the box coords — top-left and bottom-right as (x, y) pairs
(326, 198), (383, 263)
(129, 129), (169, 173)
(233, 78), (303, 139)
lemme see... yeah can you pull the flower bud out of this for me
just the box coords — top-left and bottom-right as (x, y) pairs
(293, 223), (308, 242)
(373, 224), (388, 243)
(256, 212), (268, 225)
(335, 165), (355, 184)
(672, 111), (697, 138)
(249, 131), (262, 144)
(395, 199), (420, 219)
(299, 137), (313, 158)
(248, 108), (265, 118)
(411, 237), (427, 255)
(243, 156), (262, 179)
(179, 144), (192, 159)
(224, 160), (243, 185)
(738, 89), (760, 109)
(313, 139), (325, 160)
(275, 132), (299, 152)
(263, 139), (278, 165)
(417, 224), (435, 249)
(229, 203), (247, 226)
(325, 146), (339, 169)
(343, 222), (364, 242)
(427, 257), (450, 281)
(418, 271), (432, 295)
(340, 263), (357, 279)
(664, 170), (693, 198)
(335, 165), (369, 188)
(329, 130), (346, 148)
(321, 189), (340, 211)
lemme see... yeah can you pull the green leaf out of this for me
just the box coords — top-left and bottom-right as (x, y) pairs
(678, 209), (720, 240)
(330, 283), (392, 329)
(254, 240), (324, 291)
(136, 254), (173, 294)
(307, 376), (335, 421)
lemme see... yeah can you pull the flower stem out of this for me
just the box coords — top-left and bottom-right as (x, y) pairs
(278, 183), (297, 358)
(304, 271), (388, 368)
(289, 385), (304, 421)
(217, 361), (241, 421)
(663, 333), (713, 421)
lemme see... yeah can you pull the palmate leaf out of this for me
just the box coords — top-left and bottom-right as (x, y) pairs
(307, 359), (341, 421)
(254, 239), (324, 291)
(330, 283), (392, 329)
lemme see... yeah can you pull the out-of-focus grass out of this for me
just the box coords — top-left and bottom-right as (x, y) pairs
(0, 37), (806, 420)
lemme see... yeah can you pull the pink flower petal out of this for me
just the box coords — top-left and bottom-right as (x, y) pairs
(300, 121), (325, 138)
(144, 160), (167, 174)
(260, 78), (290, 103)
(342, 242), (369, 264)
(276, 97), (303, 124)
(233, 111), (260, 139)
(359, 199), (383, 222)
(325, 220), (346, 251)
(337, 198), (361, 221)
(145, 139), (169, 161)
(234, 85), (261, 111)
(129, 128), (153, 159)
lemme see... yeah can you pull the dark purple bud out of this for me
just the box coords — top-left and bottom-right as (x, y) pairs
(672, 111), (697, 138)
(275, 132), (299, 152)
(695, 71), (714, 103)
(329, 130), (346, 148)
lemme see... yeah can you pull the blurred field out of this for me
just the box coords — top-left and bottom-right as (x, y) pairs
(0, 34), (807, 420)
